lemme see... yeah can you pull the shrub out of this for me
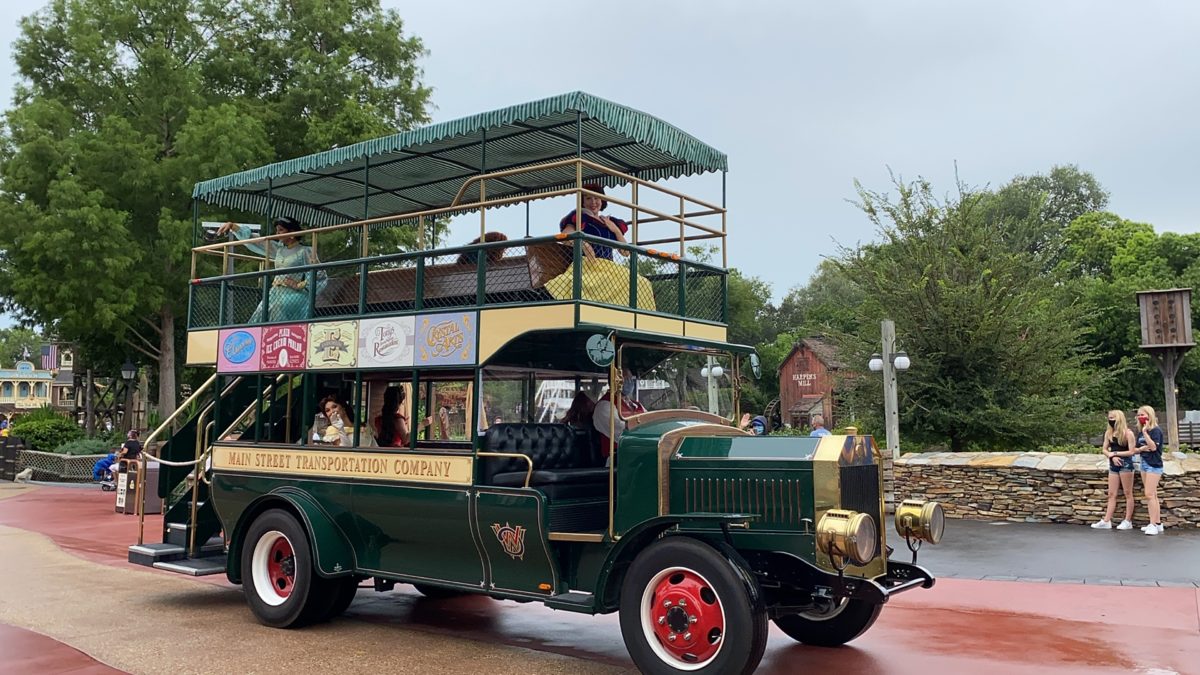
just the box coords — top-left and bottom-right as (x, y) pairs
(11, 404), (68, 425)
(54, 438), (116, 456)
(11, 417), (84, 451)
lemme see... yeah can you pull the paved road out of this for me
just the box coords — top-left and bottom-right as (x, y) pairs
(922, 517), (1200, 586)
(2, 484), (1199, 674)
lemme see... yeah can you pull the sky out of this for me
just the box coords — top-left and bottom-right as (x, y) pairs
(1, 0), (1199, 318)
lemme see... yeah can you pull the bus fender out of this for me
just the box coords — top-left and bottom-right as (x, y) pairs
(228, 488), (357, 584)
(593, 514), (758, 613)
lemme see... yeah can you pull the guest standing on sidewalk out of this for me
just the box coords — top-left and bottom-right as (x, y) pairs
(1091, 410), (1137, 530)
(1133, 406), (1166, 535)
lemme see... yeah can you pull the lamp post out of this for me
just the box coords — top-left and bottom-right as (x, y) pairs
(700, 357), (725, 415)
(868, 319), (910, 460)
(120, 359), (136, 432)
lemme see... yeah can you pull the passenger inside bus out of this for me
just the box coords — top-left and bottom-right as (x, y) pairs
(313, 395), (352, 446)
(374, 385), (431, 447)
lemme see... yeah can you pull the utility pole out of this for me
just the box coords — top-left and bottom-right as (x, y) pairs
(881, 320), (901, 461)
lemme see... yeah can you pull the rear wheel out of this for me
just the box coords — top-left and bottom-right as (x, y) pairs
(619, 537), (767, 675)
(241, 509), (323, 628)
(773, 598), (883, 647)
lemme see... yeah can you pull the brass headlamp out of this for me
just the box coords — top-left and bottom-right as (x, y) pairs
(894, 499), (945, 545)
(816, 509), (877, 566)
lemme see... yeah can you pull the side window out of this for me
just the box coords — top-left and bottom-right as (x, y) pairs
(417, 378), (473, 445)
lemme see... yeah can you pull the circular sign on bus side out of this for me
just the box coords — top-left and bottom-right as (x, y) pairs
(586, 334), (615, 367)
(223, 330), (257, 364)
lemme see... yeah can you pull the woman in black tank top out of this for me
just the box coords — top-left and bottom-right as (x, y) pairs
(1091, 410), (1136, 530)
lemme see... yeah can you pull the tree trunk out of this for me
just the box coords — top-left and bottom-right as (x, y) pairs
(157, 304), (177, 420)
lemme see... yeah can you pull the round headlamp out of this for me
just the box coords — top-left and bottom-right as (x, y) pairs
(816, 509), (878, 566)
(894, 499), (945, 545)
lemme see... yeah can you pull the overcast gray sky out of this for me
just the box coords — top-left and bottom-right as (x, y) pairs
(2, 0), (1199, 317)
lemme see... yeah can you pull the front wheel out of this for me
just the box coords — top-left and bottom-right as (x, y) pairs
(241, 509), (323, 628)
(773, 598), (882, 647)
(619, 537), (767, 675)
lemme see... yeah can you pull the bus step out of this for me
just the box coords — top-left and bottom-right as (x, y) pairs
(128, 543), (185, 567)
(544, 591), (596, 611)
(153, 554), (227, 577)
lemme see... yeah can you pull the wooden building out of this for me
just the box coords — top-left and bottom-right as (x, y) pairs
(777, 337), (843, 430)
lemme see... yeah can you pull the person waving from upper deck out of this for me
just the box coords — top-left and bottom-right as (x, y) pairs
(559, 183), (629, 260)
(216, 217), (326, 323)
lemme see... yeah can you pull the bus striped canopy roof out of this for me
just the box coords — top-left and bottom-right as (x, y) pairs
(192, 91), (728, 227)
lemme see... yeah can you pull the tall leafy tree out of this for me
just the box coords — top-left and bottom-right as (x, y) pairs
(837, 177), (1103, 451)
(0, 327), (43, 366)
(0, 0), (431, 416)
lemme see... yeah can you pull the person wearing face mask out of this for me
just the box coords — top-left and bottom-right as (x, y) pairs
(1132, 405), (1166, 535)
(592, 367), (647, 459)
(1091, 410), (1137, 530)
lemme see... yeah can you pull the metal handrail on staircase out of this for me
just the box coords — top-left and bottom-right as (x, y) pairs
(135, 374), (232, 546)
(136, 373), (292, 550)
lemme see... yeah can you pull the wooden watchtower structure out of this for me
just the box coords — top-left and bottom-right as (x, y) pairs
(1137, 289), (1195, 451)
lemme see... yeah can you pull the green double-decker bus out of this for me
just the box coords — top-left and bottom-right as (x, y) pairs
(129, 92), (944, 675)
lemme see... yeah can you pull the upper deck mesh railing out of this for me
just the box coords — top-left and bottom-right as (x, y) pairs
(188, 233), (727, 330)
(189, 158), (728, 330)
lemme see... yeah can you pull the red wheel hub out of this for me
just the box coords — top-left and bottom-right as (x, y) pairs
(266, 537), (295, 598)
(647, 570), (724, 664)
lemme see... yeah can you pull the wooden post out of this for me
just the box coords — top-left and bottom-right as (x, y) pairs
(1137, 289), (1194, 452)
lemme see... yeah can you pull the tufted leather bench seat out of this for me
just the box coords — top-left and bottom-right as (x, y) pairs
(479, 423), (608, 500)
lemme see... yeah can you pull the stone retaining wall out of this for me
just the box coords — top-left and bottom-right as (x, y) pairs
(895, 452), (1200, 528)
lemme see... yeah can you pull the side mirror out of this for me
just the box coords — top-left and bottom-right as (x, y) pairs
(748, 353), (762, 380)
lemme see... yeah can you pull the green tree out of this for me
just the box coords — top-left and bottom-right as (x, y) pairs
(982, 164), (1109, 265)
(838, 177), (1103, 451)
(0, 328), (43, 366)
(1057, 212), (1200, 411)
(0, 0), (431, 416)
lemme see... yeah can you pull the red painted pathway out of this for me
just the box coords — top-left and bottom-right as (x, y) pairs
(2, 485), (1198, 674)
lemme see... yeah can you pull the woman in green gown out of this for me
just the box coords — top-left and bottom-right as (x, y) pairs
(216, 217), (326, 323)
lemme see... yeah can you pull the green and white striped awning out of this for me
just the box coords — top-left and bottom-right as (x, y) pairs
(192, 91), (728, 227)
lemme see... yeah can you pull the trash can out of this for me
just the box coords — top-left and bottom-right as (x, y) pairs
(115, 460), (162, 515)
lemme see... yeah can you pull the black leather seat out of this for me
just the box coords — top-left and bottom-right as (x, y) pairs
(480, 423), (608, 500)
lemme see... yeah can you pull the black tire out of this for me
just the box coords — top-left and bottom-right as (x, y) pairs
(413, 583), (466, 600)
(773, 598), (883, 647)
(619, 537), (768, 675)
(241, 509), (323, 628)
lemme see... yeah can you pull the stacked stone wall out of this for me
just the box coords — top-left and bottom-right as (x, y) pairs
(895, 452), (1200, 528)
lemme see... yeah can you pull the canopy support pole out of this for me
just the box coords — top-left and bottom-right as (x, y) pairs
(362, 155), (371, 257)
(480, 129), (488, 238)
(722, 170), (727, 267)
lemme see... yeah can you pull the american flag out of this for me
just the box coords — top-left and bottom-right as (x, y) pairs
(40, 344), (58, 370)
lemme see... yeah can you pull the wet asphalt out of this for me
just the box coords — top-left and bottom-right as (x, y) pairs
(916, 517), (1200, 586)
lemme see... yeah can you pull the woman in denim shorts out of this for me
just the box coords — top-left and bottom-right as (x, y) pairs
(1134, 406), (1166, 535)
(1091, 410), (1137, 530)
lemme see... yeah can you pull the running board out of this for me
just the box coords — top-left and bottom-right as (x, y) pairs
(544, 590), (597, 612)
(153, 555), (227, 576)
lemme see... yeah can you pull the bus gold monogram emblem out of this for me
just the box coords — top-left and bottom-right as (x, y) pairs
(491, 522), (526, 560)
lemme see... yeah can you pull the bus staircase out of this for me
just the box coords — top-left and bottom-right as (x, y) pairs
(127, 373), (292, 576)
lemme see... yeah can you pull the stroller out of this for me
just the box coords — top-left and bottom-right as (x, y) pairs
(93, 453), (118, 491)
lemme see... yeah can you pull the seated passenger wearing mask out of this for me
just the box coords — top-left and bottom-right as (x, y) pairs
(592, 367), (647, 459)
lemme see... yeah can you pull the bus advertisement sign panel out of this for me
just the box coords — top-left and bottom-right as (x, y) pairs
(261, 324), (308, 371)
(417, 312), (477, 366)
(359, 317), (415, 369)
(217, 328), (262, 373)
(308, 321), (358, 369)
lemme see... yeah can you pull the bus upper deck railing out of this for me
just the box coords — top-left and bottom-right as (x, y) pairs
(188, 233), (728, 331)
(190, 158), (728, 278)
